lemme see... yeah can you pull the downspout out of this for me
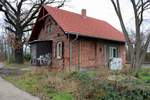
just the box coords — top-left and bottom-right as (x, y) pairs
(72, 33), (78, 42)
(68, 33), (70, 71)
(68, 33), (79, 70)
(78, 40), (81, 70)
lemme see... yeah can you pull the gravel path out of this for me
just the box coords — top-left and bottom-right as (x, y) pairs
(0, 63), (40, 100)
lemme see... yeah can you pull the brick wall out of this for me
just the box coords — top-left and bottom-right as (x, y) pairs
(38, 16), (68, 69)
(37, 16), (126, 69)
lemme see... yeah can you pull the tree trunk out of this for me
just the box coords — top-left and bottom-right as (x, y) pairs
(14, 46), (23, 64)
(130, 50), (146, 76)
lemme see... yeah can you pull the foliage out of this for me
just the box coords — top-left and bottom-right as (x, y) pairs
(5, 55), (15, 64)
(137, 68), (150, 83)
(24, 53), (31, 61)
(145, 53), (150, 62)
(0, 0), (66, 64)
(3, 68), (150, 100)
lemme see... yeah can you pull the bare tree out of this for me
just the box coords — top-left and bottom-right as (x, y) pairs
(0, 0), (66, 64)
(0, 36), (4, 61)
(111, 0), (150, 75)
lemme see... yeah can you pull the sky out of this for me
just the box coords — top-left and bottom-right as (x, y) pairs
(0, 0), (148, 35)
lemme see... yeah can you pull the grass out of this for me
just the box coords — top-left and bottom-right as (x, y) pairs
(4, 69), (76, 100)
(4, 61), (30, 68)
(138, 68), (150, 82)
(52, 92), (74, 100)
(4, 72), (43, 95)
(3, 67), (150, 100)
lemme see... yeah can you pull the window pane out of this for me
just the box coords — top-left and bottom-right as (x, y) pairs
(113, 48), (116, 57)
(56, 42), (63, 59)
(109, 47), (118, 58)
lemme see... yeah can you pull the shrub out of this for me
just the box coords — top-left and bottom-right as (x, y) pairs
(119, 86), (150, 100)
(6, 55), (15, 64)
(24, 53), (31, 61)
(66, 71), (150, 100)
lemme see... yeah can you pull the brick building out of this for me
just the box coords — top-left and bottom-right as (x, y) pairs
(29, 6), (126, 69)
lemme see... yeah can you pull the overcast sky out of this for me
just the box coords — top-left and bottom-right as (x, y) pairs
(0, 0), (149, 35)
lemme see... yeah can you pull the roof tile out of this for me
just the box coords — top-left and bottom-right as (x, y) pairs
(38, 6), (125, 42)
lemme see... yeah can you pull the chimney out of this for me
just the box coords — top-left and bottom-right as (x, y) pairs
(81, 9), (86, 18)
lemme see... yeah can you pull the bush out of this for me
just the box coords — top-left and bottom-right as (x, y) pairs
(6, 55), (15, 64)
(24, 53), (31, 61)
(66, 71), (150, 100)
(81, 80), (150, 100)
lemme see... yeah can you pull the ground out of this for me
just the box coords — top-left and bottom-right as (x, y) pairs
(0, 62), (150, 100)
(0, 77), (40, 100)
(0, 63), (40, 100)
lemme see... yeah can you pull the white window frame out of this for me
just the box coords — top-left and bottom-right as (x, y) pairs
(56, 41), (63, 59)
(109, 47), (118, 58)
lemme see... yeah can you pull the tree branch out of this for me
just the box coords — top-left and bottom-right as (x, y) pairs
(23, 28), (32, 32)
(5, 26), (16, 33)
(111, 0), (131, 45)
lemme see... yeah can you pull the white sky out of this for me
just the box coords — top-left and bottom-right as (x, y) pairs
(0, 0), (148, 35)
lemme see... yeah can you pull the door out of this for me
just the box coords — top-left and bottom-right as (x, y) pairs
(108, 46), (123, 69)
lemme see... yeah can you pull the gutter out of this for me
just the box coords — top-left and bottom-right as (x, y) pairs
(67, 32), (79, 70)
(65, 32), (125, 43)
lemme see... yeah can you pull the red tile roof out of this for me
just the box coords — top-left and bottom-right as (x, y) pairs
(31, 6), (125, 42)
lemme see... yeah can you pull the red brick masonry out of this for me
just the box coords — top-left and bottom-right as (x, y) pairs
(29, 6), (126, 69)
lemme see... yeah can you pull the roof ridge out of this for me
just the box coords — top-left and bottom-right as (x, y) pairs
(44, 5), (107, 22)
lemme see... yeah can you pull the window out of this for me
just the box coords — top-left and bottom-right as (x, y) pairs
(56, 41), (63, 59)
(47, 24), (53, 39)
(47, 24), (52, 34)
(109, 47), (118, 58)
(57, 33), (60, 37)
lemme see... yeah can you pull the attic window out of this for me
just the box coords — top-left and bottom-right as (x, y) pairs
(57, 33), (60, 37)
(56, 41), (63, 59)
(48, 24), (52, 33)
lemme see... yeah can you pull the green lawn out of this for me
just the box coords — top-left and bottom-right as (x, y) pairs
(4, 61), (30, 68)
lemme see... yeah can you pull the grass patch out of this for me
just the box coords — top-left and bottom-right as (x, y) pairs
(52, 92), (74, 100)
(4, 61), (30, 68)
(138, 68), (150, 83)
(4, 70), (75, 100)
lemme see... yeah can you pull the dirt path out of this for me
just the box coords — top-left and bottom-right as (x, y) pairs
(0, 63), (40, 100)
